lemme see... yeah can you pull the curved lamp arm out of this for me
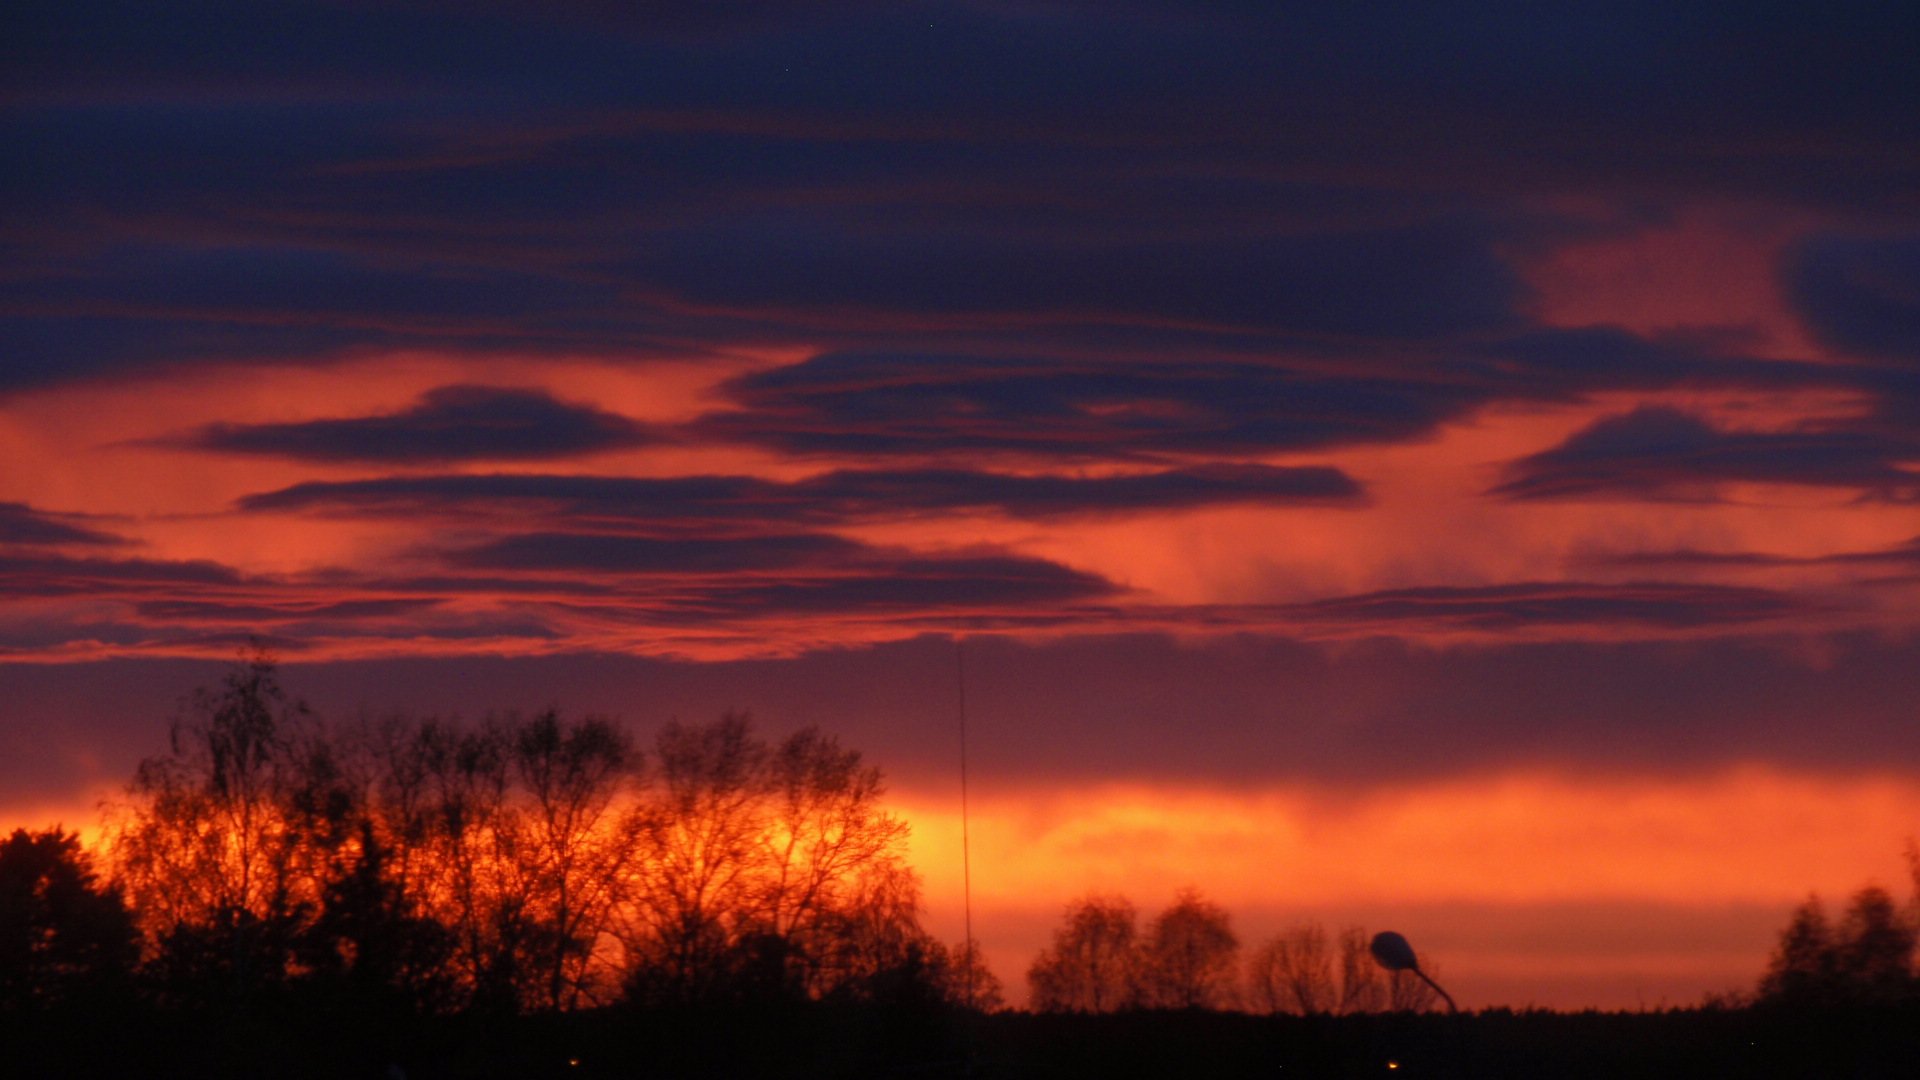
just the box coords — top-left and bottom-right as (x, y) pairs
(1370, 930), (1459, 1015)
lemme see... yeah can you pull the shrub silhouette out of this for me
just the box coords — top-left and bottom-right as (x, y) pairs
(0, 827), (138, 1011)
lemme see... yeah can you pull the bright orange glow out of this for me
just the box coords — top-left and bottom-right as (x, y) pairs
(841, 383), (1917, 627)
(5, 765), (1916, 1011)
(8, 3), (1917, 1032)
(0, 351), (800, 575)
(5, 347), (1915, 663)
(0, 794), (116, 852)
(897, 767), (1920, 1009)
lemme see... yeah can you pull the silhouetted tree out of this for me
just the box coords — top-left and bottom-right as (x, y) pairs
(1336, 925), (1385, 1014)
(621, 714), (922, 1006)
(1247, 921), (1333, 1015)
(1027, 894), (1139, 1012)
(396, 716), (524, 1010)
(84, 660), (932, 1017)
(1835, 886), (1915, 1002)
(353, 710), (644, 1013)
(0, 828), (139, 1011)
(1138, 887), (1238, 1010)
(110, 647), (317, 1001)
(758, 726), (912, 996)
(624, 714), (774, 1004)
(1760, 894), (1833, 1004)
(932, 937), (1005, 1012)
(1907, 839), (1920, 930)
(1246, 921), (1435, 1014)
(1761, 886), (1918, 1007)
(811, 859), (929, 1002)
(510, 710), (639, 1010)
(295, 821), (456, 1013)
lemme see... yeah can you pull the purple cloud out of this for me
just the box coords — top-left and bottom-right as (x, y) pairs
(1491, 407), (1920, 502)
(239, 463), (1362, 524)
(0, 503), (126, 547)
(172, 385), (655, 463)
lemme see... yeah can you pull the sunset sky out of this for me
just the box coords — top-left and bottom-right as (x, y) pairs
(4, 2), (1918, 1009)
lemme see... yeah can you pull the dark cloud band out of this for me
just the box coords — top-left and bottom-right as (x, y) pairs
(1278, 580), (1804, 632)
(169, 384), (655, 463)
(0, 503), (126, 547)
(1491, 406), (1920, 502)
(240, 462), (1363, 524)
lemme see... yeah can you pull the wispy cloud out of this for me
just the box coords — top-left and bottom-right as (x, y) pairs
(166, 384), (655, 463)
(240, 463), (1362, 525)
(1491, 407), (1920, 502)
(0, 503), (127, 548)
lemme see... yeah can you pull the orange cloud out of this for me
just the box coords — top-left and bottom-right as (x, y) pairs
(1519, 206), (1823, 358)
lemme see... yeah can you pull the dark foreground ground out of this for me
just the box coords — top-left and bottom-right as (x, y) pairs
(8, 1000), (1918, 1079)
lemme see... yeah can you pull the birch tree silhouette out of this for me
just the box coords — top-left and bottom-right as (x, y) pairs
(1027, 894), (1140, 1012)
(1137, 888), (1239, 1010)
(94, 656), (951, 1015)
(110, 648), (317, 1002)
(621, 714), (922, 1004)
(1247, 921), (1333, 1015)
(1246, 922), (1438, 1014)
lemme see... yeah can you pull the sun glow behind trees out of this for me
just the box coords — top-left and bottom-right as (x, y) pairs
(5, 646), (1918, 1044)
(103, 652), (991, 1013)
(879, 770), (1920, 1008)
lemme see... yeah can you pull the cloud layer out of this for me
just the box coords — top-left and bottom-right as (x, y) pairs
(4, 7), (1918, 1012)
(172, 385), (656, 463)
(1493, 407), (1920, 502)
(5, 1), (1914, 666)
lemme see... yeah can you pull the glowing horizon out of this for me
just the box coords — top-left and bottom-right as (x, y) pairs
(12, 751), (1917, 1011)
(5, 1), (1917, 1016)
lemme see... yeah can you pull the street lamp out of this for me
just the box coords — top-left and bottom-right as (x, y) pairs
(1369, 930), (1458, 1014)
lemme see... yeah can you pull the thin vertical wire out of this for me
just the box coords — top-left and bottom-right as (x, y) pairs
(956, 636), (975, 1012)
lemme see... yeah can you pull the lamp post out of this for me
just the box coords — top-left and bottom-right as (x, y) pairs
(1370, 930), (1458, 1014)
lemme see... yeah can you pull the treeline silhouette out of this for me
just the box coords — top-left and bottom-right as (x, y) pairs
(1023, 890), (1438, 1014)
(1756, 850), (1920, 1010)
(1017, 861), (1920, 1021)
(7, 651), (994, 1023)
(5, 652), (1920, 1077)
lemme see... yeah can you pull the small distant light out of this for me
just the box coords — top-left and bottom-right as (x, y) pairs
(568, 1058), (581, 1067)
(1387, 1063), (1399, 1071)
